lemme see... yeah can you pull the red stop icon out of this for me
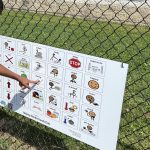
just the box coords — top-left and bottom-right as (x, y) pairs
(69, 58), (81, 68)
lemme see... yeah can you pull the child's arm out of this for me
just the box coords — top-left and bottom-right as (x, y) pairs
(0, 64), (38, 88)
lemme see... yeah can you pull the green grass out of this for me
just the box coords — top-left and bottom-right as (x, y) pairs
(0, 9), (149, 150)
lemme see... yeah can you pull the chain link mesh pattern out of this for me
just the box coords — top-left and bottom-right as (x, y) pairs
(0, 0), (149, 150)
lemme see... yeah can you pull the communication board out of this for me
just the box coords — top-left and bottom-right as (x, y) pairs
(0, 35), (128, 150)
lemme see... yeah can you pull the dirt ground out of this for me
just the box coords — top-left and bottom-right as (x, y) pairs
(0, 118), (37, 150)
(0, 110), (69, 150)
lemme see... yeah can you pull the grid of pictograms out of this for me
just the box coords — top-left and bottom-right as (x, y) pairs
(0, 36), (106, 136)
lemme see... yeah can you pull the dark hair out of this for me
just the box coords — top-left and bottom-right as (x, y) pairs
(0, 0), (4, 14)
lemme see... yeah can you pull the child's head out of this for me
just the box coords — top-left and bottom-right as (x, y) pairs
(0, 0), (4, 15)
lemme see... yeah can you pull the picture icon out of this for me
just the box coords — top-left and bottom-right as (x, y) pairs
(51, 68), (59, 77)
(35, 48), (43, 59)
(88, 80), (99, 90)
(18, 58), (30, 69)
(50, 53), (61, 64)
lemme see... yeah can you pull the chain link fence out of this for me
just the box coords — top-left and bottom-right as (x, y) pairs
(0, 0), (149, 150)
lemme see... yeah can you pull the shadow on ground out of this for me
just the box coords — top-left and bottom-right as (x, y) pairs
(0, 109), (68, 150)
(0, 109), (142, 150)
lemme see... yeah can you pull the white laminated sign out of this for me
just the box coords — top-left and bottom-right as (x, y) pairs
(0, 35), (128, 150)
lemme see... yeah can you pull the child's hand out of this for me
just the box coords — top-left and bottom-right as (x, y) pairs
(0, 65), (39, 88)
(18, 76), (39, 89)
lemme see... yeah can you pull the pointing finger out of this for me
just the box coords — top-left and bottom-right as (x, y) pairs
(29, 80), (39, 84)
